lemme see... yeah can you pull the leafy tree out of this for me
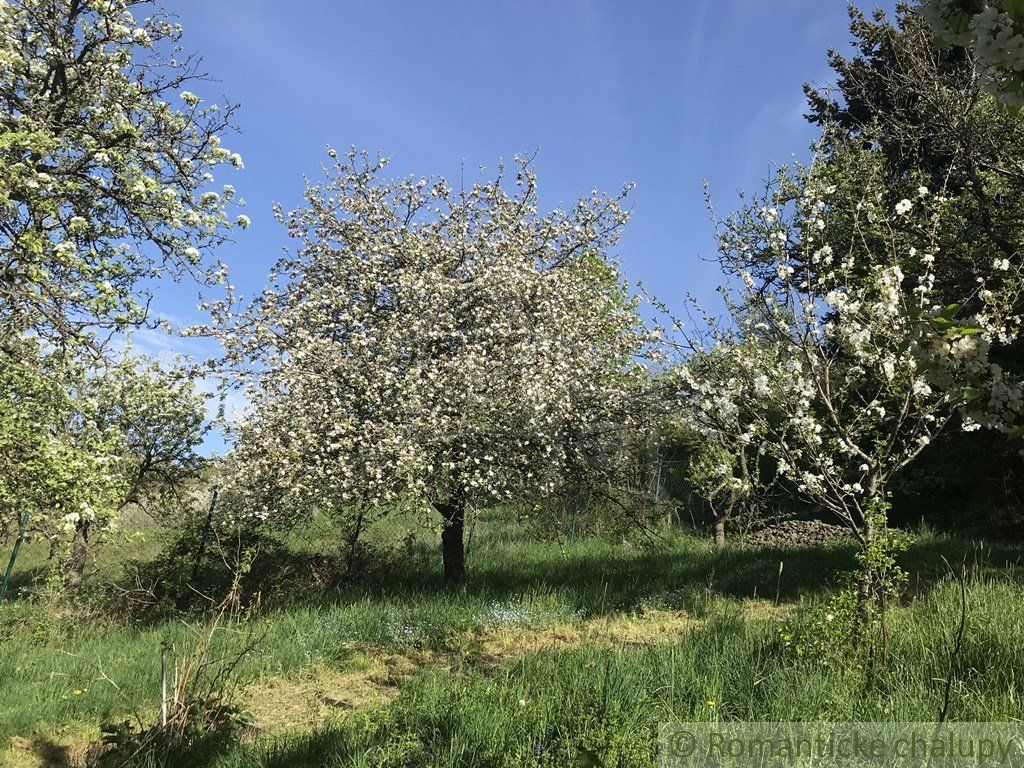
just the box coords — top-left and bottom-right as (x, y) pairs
(0, 340), (210, 587)
(214, 151), (649, 590)
(805, 4), (1024, 294)
(0, 338), (127, 584)
(803, 4), (1024, 529)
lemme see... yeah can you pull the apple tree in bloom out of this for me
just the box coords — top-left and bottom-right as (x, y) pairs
(0, 0), (240, 587)
(690, 142), (1021, 621)
(0, 0), (245, 348)
(665, 339), (775, 547)
(213, 151), (647, 590)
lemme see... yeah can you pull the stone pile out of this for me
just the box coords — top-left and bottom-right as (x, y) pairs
(742, 519), (852, 549)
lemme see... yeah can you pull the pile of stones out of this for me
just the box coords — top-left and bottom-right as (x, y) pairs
(742, 519), (852, 549)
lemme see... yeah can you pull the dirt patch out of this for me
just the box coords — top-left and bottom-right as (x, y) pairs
(243, 652), (424, 734)
(242, 610), (722, 730)
(465, 605), (785, 666)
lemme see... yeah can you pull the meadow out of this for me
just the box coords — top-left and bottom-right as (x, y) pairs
(2, 513), (1023, 767)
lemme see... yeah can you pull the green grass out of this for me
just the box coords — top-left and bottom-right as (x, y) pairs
(1, 516), (1023, 767)
(214, 581), (1024, 768)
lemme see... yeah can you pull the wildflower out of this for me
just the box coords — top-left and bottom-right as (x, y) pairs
(518, 699), (527, 707)
(707, 700), (716, 708)
(994, 258), (1011, 271)
(895, 199), (913, 215)
(73, 690), (82, 695)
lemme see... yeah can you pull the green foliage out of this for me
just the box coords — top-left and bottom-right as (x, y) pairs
(0, 339), (209, 584)
(0, 338), (129, 548)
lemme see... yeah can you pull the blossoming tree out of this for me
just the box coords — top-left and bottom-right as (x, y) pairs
(667, 339), (775, 547)
(214, 151), (647, 590)
(0, 0), (240, 587)
(0, 0), (245, 348)
(690, 141), (1021, 620)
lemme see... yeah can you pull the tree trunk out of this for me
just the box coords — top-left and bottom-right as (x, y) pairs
(710, 493), (734, 548)
(855, 490), (879, 650)
(435, 498), (467, 593)
(345, 504), (366, 577)
(64, 519), (89, 590)
(713, 515), (726, 548)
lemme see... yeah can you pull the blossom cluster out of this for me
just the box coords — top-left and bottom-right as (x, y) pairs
(921, 0), (1024, 104)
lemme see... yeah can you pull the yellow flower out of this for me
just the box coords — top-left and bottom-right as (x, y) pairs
(707, 700), (716, 708)
(73, 690), (82, 696)
(83, 688), (88, 693)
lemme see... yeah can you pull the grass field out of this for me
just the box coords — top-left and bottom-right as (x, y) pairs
(1, 514), (1023, 767)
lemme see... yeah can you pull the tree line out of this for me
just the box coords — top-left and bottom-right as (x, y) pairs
(3, 1), (1024, 621)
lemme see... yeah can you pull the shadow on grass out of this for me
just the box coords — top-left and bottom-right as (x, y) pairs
(0, 564), (47, 602)
(72, 524), (1024, 630)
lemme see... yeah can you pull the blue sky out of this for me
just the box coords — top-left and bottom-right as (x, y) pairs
(143, 0), (896, 449)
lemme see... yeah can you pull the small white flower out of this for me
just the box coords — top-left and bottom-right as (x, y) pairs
(895, 199), (913, 215)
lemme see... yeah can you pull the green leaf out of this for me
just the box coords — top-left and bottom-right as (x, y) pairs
(1005, 0), (1024, 24)
(962, 386), (983, 403)
(939, 303), (962, 320)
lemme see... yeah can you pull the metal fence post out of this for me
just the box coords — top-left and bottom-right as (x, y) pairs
(0, 509), (31, 604)
(191, 488), (218, 583)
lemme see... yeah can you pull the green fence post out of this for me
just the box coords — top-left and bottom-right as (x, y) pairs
(0, 509), (31, 604)
(191, 489), (218, 584)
